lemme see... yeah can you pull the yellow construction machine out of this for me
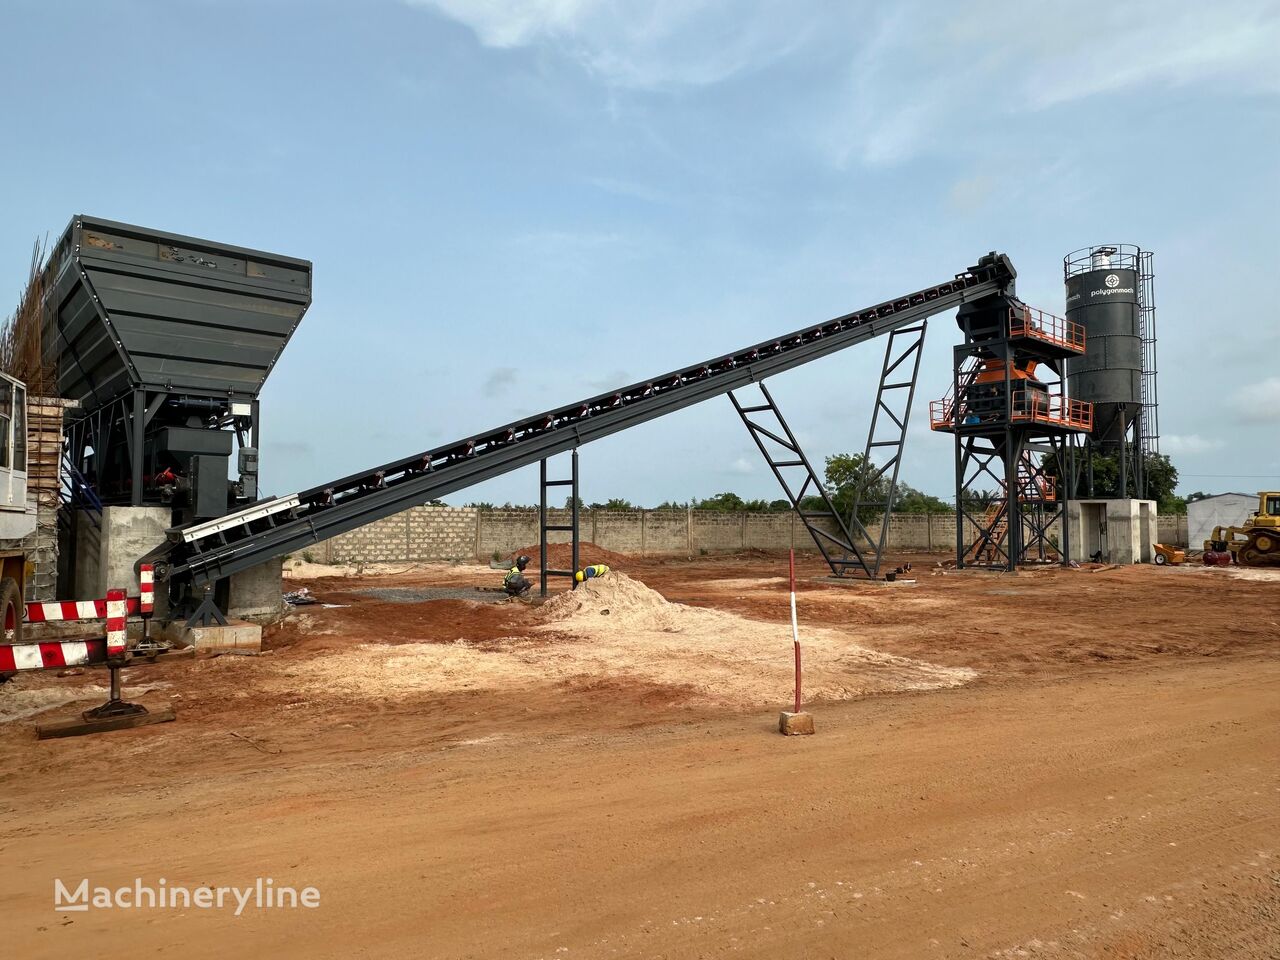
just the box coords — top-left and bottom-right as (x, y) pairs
(1205, 492), (1280, 566)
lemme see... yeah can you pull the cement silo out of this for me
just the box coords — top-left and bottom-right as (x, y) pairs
(1063, 244), (1158, 500)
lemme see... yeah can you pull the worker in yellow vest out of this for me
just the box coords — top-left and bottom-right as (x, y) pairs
(503, 555), (533, 597)
(573, 564), (609, 590)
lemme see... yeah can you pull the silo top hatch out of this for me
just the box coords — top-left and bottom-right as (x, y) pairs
(42, 215), (312, 408)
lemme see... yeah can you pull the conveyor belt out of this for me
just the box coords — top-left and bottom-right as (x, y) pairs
(148, 253), (1017, 585)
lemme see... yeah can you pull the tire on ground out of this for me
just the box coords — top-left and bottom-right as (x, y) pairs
(0, 577), (23, 644)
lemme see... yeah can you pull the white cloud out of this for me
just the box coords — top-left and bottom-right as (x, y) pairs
(825, 0), (1280, 166)
(1161, 433), (1226, 455)
(727, 456), (755, 475)
(1018, 4), (1280, 110)
(405, 0), (822, 90)
(1230, 376), (1280, 424)
(482, 366), (519, 394)
(946, 174), (995, 214)
(405, 1), (1279, 164)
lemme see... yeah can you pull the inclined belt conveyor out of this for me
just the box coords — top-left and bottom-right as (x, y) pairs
(144, 253), (1018, 586)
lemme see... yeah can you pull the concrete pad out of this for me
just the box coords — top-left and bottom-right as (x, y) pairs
(779, 711), (815, 736)
(159, 618), (262, 652)
(820, 576), (918, 588)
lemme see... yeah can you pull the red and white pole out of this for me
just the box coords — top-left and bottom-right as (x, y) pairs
(789, 548), (801, 714)
(139, 564), (154, 616)
(105, 588), (127, 659)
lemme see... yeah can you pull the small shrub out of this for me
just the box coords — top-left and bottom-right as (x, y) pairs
(301, 550), (316, 564)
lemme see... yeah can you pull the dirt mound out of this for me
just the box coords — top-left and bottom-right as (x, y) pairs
(509, 542), (631, 568)
(277, 571), (971, 709)
(539, 570), (684, 625)
(531, 572), (973, 705)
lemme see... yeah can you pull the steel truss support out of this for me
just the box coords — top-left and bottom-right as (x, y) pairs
(844, 320), (928, 578)
(539, 449), (579, 597)
(729, 382), (872, 578)
(1016, 438), (1070, 565)
(956, 433), (1014, 570)
(183, 582), (229, 629)
(956, 432), (1072, 570)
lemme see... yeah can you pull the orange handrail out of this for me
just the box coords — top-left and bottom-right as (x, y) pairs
(1008, 306), (1085, 353)
(1010, 391), (1093, 431)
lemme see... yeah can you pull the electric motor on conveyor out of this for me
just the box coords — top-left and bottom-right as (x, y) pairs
(573, 564), (609, 588)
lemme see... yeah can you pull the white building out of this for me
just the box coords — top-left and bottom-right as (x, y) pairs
(1187, 493), (1256, 549)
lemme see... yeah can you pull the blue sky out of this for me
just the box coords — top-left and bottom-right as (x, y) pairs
(2, 0), (1277, 506)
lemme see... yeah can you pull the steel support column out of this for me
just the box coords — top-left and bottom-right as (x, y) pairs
(730, 382), (871, 578)
(130, 389), (145, 506)
(843, 321), (927, 578)
(539, 449), (579, 597)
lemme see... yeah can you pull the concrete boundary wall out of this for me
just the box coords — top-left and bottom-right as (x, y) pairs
(295, 506), (1187, 565)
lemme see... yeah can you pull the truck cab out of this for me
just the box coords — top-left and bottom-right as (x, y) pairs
(0, 372), (33, 540)
(0, 371), (34, 640)
(1257, 493), (1280, 526)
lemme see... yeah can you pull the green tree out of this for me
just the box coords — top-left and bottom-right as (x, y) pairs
(1041, 450), (1182, 512)
(823, 453), (889, 522)
(894, 483), (953, 514)
(1144, 454), (1185, 514)
(960, 488), (1000, 512)
(695, 492), (747, 512)
(592, 497), (634, 510)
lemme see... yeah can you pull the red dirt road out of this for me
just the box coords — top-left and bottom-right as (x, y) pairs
(1, 556), (1277, 958)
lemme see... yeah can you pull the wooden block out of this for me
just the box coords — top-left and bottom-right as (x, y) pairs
(36, 705), (177, 739)
(778, 711), (815, 736)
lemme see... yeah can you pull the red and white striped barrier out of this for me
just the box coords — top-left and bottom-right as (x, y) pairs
(1, 565), (155, 674)
(26, 596), (143, 623)
(0, 639), (109, 672)
(23, 565), (154, 624)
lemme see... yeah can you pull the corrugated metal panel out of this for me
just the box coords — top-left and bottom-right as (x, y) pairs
(42, 215), (311, 408)
(1187, 493), (1256, 548)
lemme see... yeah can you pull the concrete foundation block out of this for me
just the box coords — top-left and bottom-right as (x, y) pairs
(229, 557), (284, 623)
(779, 711), (815, 736)
(160, 619), (262, 652)
(73, 505), (171, 604)
(1068, 498), (1158, 565)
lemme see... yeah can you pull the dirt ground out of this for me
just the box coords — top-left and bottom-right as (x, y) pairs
(1, 552), (1277, 959)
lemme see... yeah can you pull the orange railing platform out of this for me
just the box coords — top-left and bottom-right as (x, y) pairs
(1010, 391), (1093, 431)
(1008, 306), (1085, 354)
(931, 392), (1092, 433)
(929, 397), (955, 430)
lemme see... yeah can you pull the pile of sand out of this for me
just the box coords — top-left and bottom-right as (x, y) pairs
(280, 572), (972, 708)
(1228, 567), (1280, 582)
(532, 573), (973, 704)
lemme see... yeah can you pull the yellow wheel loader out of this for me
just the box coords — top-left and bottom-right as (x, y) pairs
(1205, 492), (1280, 566)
